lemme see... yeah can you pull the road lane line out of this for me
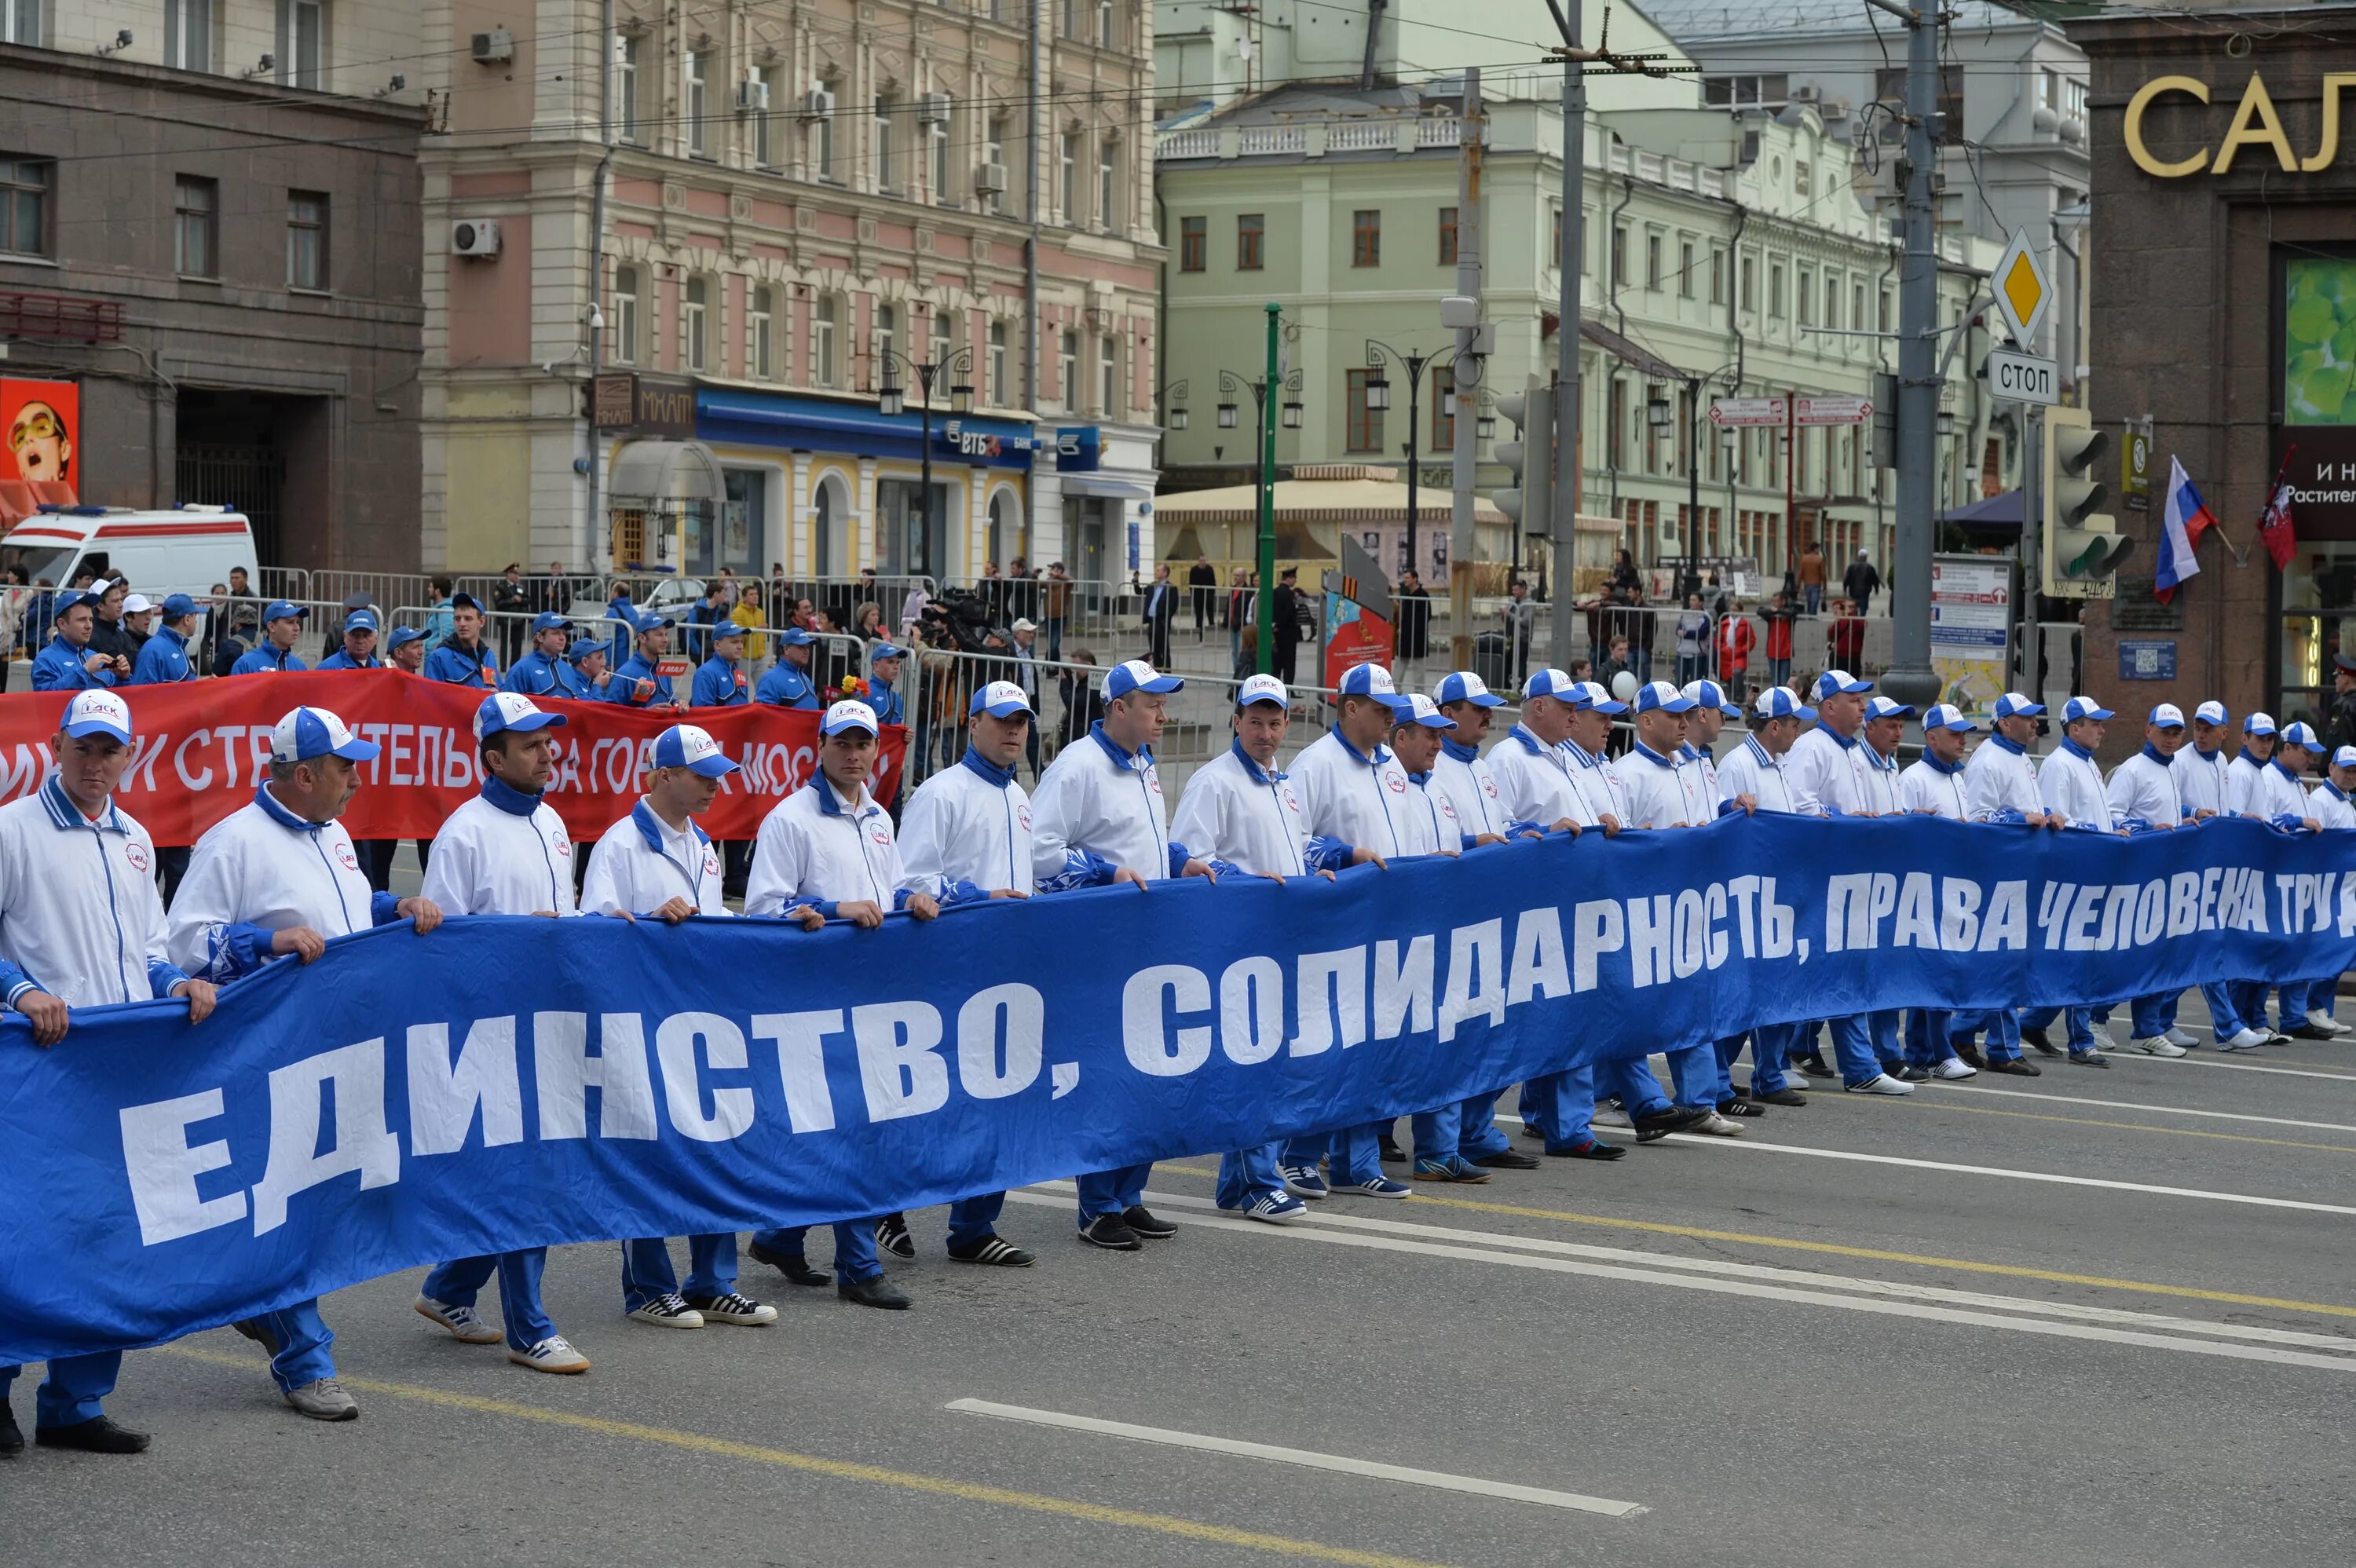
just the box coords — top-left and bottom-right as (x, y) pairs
(159, 1345), (1454, 1568)
(1092, 1169), (2356, 1319)
(2107, 1054), (2356, 1084)
(945, 1398), (1648, 1518)
(1933, 1083), (2356, 1135)
(1831, 1096), (2356, 1153)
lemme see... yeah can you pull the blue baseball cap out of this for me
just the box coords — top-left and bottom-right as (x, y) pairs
(59, 689), (134, 744)
(774, 626), (816, 646)
(159, 593), (197, 618)
(2335, 744), (2356, 769)
(1634, 679), (1698, 715)
(821, 699), (879, 736)
(2062, 696), (2115, 723)
(342, 608), (379, 635)
(1435, 671), (1507, 708)
(531, 611), (573, 636)
(1236, 672), (1288, 708)
(1337, 663), (1409, 709)
(1864, 696), (1915, 720)
(631, 609), (674, 635)
(386, 625), (427, 652)
(450, 591), (485, 614)
(264, 599), (307, 624)
(51, 588), (102, 620)
(270, 705), (380, 763)
(708, 619), (745, 641)
(474, 692), (569, 740)
(2147, 703), (2186, 729)
(1393, 693), (1457, 730)
(651, 722), (740, 777)
(2284, 720), (2325, 752)
(1682, 678), (1740, 715)
(869, 641), (907, 664)
(1106, 658), (1183, 700)
(2244, 711), (2277, 736)
(1568, 679), (1628, 715)
(1992, 692), (2046, 720)
(1922, 703), (1978, 733)
(1813, 668), (1873, 700)
(566, 636), (605, 664)
(1522, 667), (1578, 703)
(1753, 686), (1817, 722)
(971, 679), (1034, 718)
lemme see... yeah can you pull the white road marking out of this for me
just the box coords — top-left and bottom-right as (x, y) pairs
(2109, 1053), (2356, 1084)
(944, 1398), (1648, 1517)
(1935, 1081), (2356, 1136)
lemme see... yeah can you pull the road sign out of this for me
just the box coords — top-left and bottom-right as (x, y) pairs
(1794, 394), (1871, 426)
(1990, 228), (2053, 347)
(1985, 348), (2058, 406)
(1708, 396), (1787, 427)
(2122, 428), (2153, 511)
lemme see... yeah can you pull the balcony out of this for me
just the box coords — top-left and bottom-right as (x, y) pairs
(0, 290), (125, 344)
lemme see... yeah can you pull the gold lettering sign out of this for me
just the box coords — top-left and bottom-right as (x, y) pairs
(2127, 71), (2356, 177)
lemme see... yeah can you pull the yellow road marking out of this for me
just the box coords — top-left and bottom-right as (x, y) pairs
(159, 1345), (1454, 1568)
(1137, 1164), (2356, 1321)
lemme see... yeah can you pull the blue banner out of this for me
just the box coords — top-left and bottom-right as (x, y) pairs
(5, 814), (2354, 1365)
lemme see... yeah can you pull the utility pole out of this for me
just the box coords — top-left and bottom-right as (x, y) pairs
(1256, 301), (1280, 675)
(1878, 0), (1944, 712)
(1448, 69), (1483, 671)
(1552, 4), (1585, 667)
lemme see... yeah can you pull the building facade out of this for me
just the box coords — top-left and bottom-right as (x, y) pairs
(0, 1), (428, 571)
(419, 0), (1165, 588)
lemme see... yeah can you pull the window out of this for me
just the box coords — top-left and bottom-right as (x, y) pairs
(1740, 254), (1756, 312)
(687, 52), (711, 155)
(1702, 74), (1787, 109)
(1439, 207), (1458, 266)
(1710, 248), (1726, 305)
(1097, 0), (1115, 46)
(874, 303), (897, 388)
(1852, 283), (1865, 334)
(750, 286), (774, 379)
(1875, 66), (1965, 144)
(1061, 0), (1082, 39)
(0, 159), (49, 257)
(286, 191), (327, 290)
(931, 310), (953, 367)
(1431, 366), (1455, 451)
(1345, 369), (1385, 452)
(1560, 207), (1571, 272)
(1059, 330), (1079, 410)
(810, 86), (836, 179)
(1646, 233), (1663, 291)
(755, 68), (784, 166)
(174, 175), (217, 277)
(1179, 215), (1205, 272)
(1798, 269), (1813, 326)
(1611, 225), (1626, 286)
(683, 276), (709, 372)
(1678, 240), (1694, 298)
(1098, 137), (1117, 232)
(1058, 133), (1077, 223)
(1880, 287), (1893, 331)
(875, 96), (897, 191)
(1769, 260), (1784, 320)
(1237, 213), (1264, 270)
(929, 106), (951, 203)
(812, 295), (840, 386)
(166, 0), (210, 71)
(1794, 159), (1811, 198)
(280, 0), (324, 92)
(1352, 209), (1380, 267)
(1824, 276), (1840, 330)
(614, 35), (640, 142)
(0, 2), (38, 46)
(982, 116), (1006, 214)
(990, 320), (1008, 404)
(612, 264), (641, 364)
(1098, 335), (1117, 416)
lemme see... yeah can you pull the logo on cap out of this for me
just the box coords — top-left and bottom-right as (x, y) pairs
(474, 692), (569, 740)
(1237, 672), (1288, 708)
(60, 689), (134, 744)
(821, 699), (880, 736)
(2149, 703), (2186, 728)
(1634, 680), (1697, 714)
(971, 680), (1035, 718)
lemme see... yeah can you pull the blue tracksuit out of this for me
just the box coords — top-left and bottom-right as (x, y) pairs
(31, 634), (115, 691)
(605, 653), (673, 707)
(315, 649), (382, 671)
(865, 678), (904, 726)
(423, 639), (498, 687)
(500, 649), (578, 698)
(128, 626), (198, 685)
(754, 660), (820, 708)
(230, 642), (308, 676)
(690, 654), (748, 708)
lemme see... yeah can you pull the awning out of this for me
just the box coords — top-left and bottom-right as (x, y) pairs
(1059, 475), (1154, 499)
(1941, 488), (2023, 527)
(1580, 319), (1694, 384)
(607, 439), (724, 504)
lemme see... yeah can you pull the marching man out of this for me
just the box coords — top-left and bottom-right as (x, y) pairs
(0, 691), (218, 1457)
(753, 626), (822, 708)
(422, 594), (499, 687)
(2027, 696), (2131, 1067)
(579, 723), (779, 1331)
(316, 608), (383, 671)
(690, 621), (752, 709)
(166, 705), (444, 1419)
(2109, 703), (2195, 1057)
(2236, 719), (2332, 1040)
(31, 590), (125, 691)
(1893, 702), (1982, 1081)
(414, 693), (597, 1372)
(1714, 686), (1810, 1104)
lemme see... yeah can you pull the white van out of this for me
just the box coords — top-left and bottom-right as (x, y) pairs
(0, 505), (260, 597)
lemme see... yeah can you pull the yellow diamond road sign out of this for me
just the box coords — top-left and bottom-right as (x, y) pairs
(1990, 228), (2051, 348)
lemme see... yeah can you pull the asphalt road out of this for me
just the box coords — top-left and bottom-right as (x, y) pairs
(13, 995), (2356, 1568)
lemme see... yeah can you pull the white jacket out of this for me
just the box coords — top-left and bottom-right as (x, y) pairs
(745, 775), (933, 917)
(1963, 735), (2043, 821)
(1676, 741), (1723, 819)
(1030, 725), (1181, 889)
(1562, 739), (1630, 824)
(2225, 751), (2274, 818)
(1717, 734), (1798, 814)
(1398, 770), (1463, 857)
(900, 751), (1036, 895)
(1287, 727), (1414, 856)
(2178, 744), (2232, 817)
(581, 800), (730, 917)
(1618, 742), (1704, 828)
(1486, 725), (1591, 827)
(168, 786), (397, 981)
(2037, 744), (2114, 831)
(2248, 758), (2317, 824)
(1899, 756), (1970, 818)
(1432, 739), (1519, 844)
(423, 785), (580, 917)
(2105, 747), (2186, 830)
(1168, 742), (1347, 878)
(2313, 778), (2356, 830)
(0, 778), (186, 1008)
(1785, 725), (1876, 815)
(1860, 744), (1905, 815)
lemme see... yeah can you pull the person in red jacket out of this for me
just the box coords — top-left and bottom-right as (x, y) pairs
(1761, 590), (1796, 690)
(1717, 606), (1755, 700)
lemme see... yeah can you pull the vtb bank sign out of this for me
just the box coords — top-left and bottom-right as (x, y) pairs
(2126, 73), (2356, 177)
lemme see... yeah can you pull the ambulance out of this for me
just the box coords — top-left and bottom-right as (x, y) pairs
(0, 504), (260, 597)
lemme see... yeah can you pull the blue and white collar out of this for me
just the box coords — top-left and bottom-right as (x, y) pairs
(39, 775), (126, 834)
(2139, 742), (2175, 769)
(2237, 747), (2269, 769)
(1742, 733), (1780, 771)
(1563, 738), (1603, 770)
(1504, 723), (1550, 757)
(960, 747), (1017, 788)
(1631, 740), (1676, 768)
(254, 782), (323, 834)
(1231, 737), (1285, 784)
(1817, 726), (1858, 750)
(1989, 734), (2026, 756)
(481, 773), (544, 817)
(2060, 737), (2097, 762)
(1088, 721), (1154, 772)
(1440, 736), (1482, 765)
(2324, 780), (2351, 804)
(1327, 724), (1392, 768)
(2270, 757), (2303, 781)
(812, 771), (876, 817)
(1923, 751), (1963, 776)
(631, 798), (708, 851)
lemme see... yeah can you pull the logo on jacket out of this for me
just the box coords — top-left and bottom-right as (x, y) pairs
(1015, 805), (1033, 832)
(704, 851), (722, 877)
(1387, 774), (1406, 793)
(1482, 776), (1498, 799)
(868, 824), (892, 848)
(554, 838), (573, 858)
(336, 842), (360, 871)
(124, 843), (148, 873)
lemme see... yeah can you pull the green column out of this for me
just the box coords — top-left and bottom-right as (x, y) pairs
(1256, 302), (1280, 676)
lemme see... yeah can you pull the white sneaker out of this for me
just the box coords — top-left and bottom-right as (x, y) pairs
(2164, 1027), (2199, 1047)
(1691, 1110), (1744, 1137)
(626, 1292), (704, 1329)
(1845, 1073), (1916, 1095)
(2219, 1029), (2268, 1052)
(2308, 1011), (2351, 1036)
(414, 1294), (502, 1344)
(507, 1335), (591, 1374)
(2130, 1036), (2189, 1058)
(1591, 1106), (1633, 1128)
(1932, 1058), (1978, 1080)
(1779, 1063), (1810, 1087)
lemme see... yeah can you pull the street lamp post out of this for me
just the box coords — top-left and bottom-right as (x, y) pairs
(876, 345), (975, 579)
(1363, 338), (1458, 580)
(1220, 340), (1302, 675)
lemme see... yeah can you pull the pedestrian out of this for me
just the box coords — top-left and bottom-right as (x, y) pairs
(1499, 579), (1536, 683)
(499, 612), (577, 696)
(1057, 649), (1104, 748)
(1143, 562), (1177, 668)
(1949, 692), (2062, 1073)
(231, 600), (310, 675)
(1188, 554), (1217, 641)
(166, 704), (441, 1419)
(1028, 660), (1217, 1247)
(1843, 549), (1882, 617)
(1271, 567), (1306, 685)
(0, 690), (218, 1457)
(2022, 696), (2131, 1067)
(1396, 569), (1430, 662)
(128, 594), (202, 686)
(1674, 594), (1712, 686)
(118, 593), (155, 660)
(753, 625), (821, 707)
(579, 724), (781, 1332)
(415, 693), (598, 1373)
(422, 594), (499, 687)
(2109, 702), (2197, 1058)
(316, 608), (385, 671)
(31, 590), (124, 691)
(606, 610), (686, 709)
(1715, 603), (1753, 700)
(2172, 700), (2270, 1051)
(0, 565), (24, 693)
(741, 699), (961, 1308)
(683, 578), (729, 664)
(2228, 718), (2332, 1040)
(1760, 590), (1796, 690)
(1798, 539), (1827, 614)
(1008, 617), (1045, 777)
(424, 575), (456, 645)
(1858, 694), (1943, 1081)
(1827, 597), (1867, 671)
(1597, 634), (1633, 695)
(605, 583), (637, 668)
(1676, 678), (1780, 1113)
(87, 579), (137, 667)
(492, 564), (530, 668)
(732, 582), (769, 667)
(1041, 563), (1071, 662)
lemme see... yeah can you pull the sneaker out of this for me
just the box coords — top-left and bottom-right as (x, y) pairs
(1279, 1164), (1330, 1200)
(1590, 1106), (1633, 1129)
(282, 1377), (360, 1421)
(1794, 1053), (1835, 1078)
(1122, 1205), (1179, 1240)
(1845, 1073), (1916, 1095)
(1689, 1110), (1744, 1137)
(1221, 1192), (1309, 1225)
(1931, 1058), (1978, 1080)
(626, 1292), (705, 1329)
(875, 1213), (916, 1259)
(838, 1276), (912, 1310)
(1467, 1148), (1542, 1169)
(1985, 1057), (2041, 1076)
(1954, 1041), (1988, 1069)
(2308, 1011), (2351, 1036)
(1747, 1086), (1807, 1107)
(414, 1295), (503, 1344)
(1893, 1064), (1934, 1083)
(946, 1235), (1038, 1266)
(1782, 1062), (1812, 1087)
(2280, 1022), (2337, 1041)
(2068, 1050), (2112, 1069)
(1412, 1154), (1494, 1183)
(1078, 1214), (1142, 1250)
(2164, 1027), (2199, 1047)
(2021, 1025), (2061, 1056)
(1633, 1105), (1710, 1141)
(1377, 1135), (1408, 1163)
(1546, 1139), (1627, 1160)
(33, 1415), (149, 1454)
(684, 1291), (780, 1324)
(746, 1239), (833, 1287)
(2219, 1029), (2269, 1053)
(1333, 1175), (1414, 1198)
(1717, 1097), (1769, 1117)
(2129, 1036), (2187, 1058)
(507, 1336), (591, 1374)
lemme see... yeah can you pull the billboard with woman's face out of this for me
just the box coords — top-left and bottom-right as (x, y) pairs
(1, 378), (77, 489)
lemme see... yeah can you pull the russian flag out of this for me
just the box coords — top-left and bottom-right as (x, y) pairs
(2156, 455), (2214, 604)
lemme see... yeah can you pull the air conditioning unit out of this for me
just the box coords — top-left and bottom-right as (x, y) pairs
(737, 78), (769, 113)
(1791, 84), (1821, 104)
(975, 163), (1009, 195)
(917, 92), (952, 125)
(451, 219), (502, 258)
(802, 86), (835, 119)
(470, 28), (514, 64)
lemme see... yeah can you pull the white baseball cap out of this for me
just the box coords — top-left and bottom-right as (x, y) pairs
(2334, 744), (2356, 769)
(1922, 703), (1978, 733)
(271, 705), (380, 763)
(821, 699), (879, 736)
(1392, 693), (1457, 730)
(120, 593), (153, 615)
(1236, 672), (1288, 708)
(474, 691), (569, 740)
(1338, 663), (1407, 708)
(59, 689), (134, 745)
(1992, 692), (2046, 719)
(1436, 671), (1506, 708)
(969, 680), (1034, 718)
(2194, 700), (2229, 726)
(2244, 711), (2277, 736)
(1633, 679), (1698, 715)
(2062, 696), (2116, 723)
(650, 722), (739, 778)
(2148, 703), (2186, 729)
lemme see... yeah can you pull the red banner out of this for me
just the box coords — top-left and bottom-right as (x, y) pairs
(0, 670), (905, 845)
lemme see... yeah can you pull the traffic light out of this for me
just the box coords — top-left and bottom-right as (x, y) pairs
(2040, 405), (2131, 598)
(1493, 381), (1552, 539)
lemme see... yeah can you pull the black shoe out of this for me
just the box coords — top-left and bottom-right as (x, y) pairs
(35, 1415), (149, 1455)
(1985, 1057), (2042, 1076)
(747, 1238), (833, 1287)
(1122, 1204), (1178, 1241)
(232, 1317), (283, 1357)
(1794, 1054), (1833, 1077)
(1378, 1135), (1408, 1163)
(1, 1405), (22, 1457)
(1717, 1097), (1769, 1117)
(837, 1275), (911, 1310)
(1633, 1105), (1710, 1142)
(2282, 1023), (2336, 1041)
(1546, 1139), (1627, 1160)
(2021, 1026), (2061, 1056)
(1748, 1086), (1808, 1106)
(1468, 1148), (1542, 1169)
(1894, 1065), (1934, 1083)
(1517, 1123), (1547, 1142)
(1078, 1214), (1142, 1251)
(946, 1235), (1037, 1267)
(1955, 1042), (1987, 1070)
(875, 1212), (916, 1259)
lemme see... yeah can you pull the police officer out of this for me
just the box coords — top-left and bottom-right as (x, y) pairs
(315, 608), (382, 670)
(753, 626), (821, 707)
(232, 600), (311, 675)
(499, 612), (576, 695)
(423, 593), (500, 687)
(2108, 703), (2195, 1057)
(580, 723), (781, 1331)
(165, 704), (443, 1418)
(2324, 652), (2356, 754)
(32, 590), (126, 691)
(0, 691), (218, 1455)
(387, 623), (429, 673)
(607, 610), (685, 709)
(128, 594), (202, 685)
